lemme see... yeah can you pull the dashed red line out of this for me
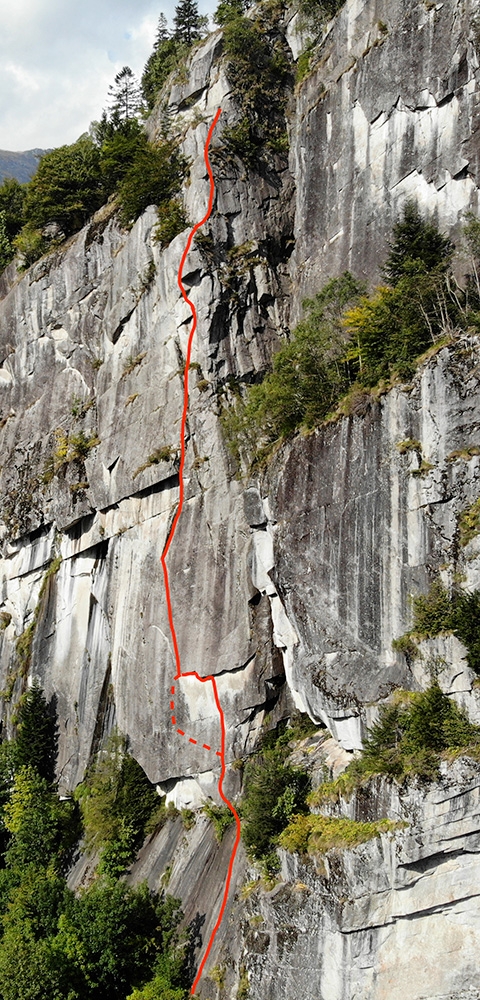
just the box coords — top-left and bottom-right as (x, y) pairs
(159, 108), (241, 997)
(169, 689), (220, 754)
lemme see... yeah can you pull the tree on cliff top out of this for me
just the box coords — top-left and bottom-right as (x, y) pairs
(108, 66), (144, 121)
(214, 0), (247, 26)
(173, 0), (204, 45)
(0, 212), (13, 272)
(141, 15), (181, 110)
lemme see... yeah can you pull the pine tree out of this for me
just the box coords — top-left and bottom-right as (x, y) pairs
(141, 15), (179, 110)
(15, 683), (58, 785)
(108, 66), (144, 121)
(382, 201), (453, 286)
(173, 0), (202, 45)
(154, 12), (170, 48)
(214, 0), (247, 26)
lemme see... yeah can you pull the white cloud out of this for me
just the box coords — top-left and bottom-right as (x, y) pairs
(0, 0), (216, 150)
(3, 62), (42, 95)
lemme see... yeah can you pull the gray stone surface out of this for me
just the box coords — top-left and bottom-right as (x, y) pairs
(290, 0), (480, 313)
(0, 0), (480, 996)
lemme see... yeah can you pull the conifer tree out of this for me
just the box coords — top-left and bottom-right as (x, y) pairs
(15, 683), (58, 785)
(382, 201), (453, 285)
(173, 0), (202, 45)
(154, 11), (170, 47)
(214, 0), (247, 25)
(141, 14), (180, 110)
(108, 66), (144, 121)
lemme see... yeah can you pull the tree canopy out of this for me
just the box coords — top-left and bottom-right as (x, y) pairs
(21, 136), (104, 235)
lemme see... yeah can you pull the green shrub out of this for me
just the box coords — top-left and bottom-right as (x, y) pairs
(203, 801), (235, 841)
(142, 37), (187, 110)
(99, 117), (148, 190)
(226, 206), (462, 466)
(55, 882), (185, 1000)
(458, 497), (480, 546)
(15, 623), (35, 677)
(117, 140), (187, 227)
(296, 48), (313, 83)
(0, 717), (189, 1000)
(296, 0), (346, 35)
(4, 766), (79, 872)
(449, 591), (480, 674)
(153, 199), (188, 248)
(355, 684), (480, 782)
(43, 428), (100, 482)
(391, 633), (419, 660)
(410, 579), (452, 637)
(396, 438), (421, 455)
(222, 272), (363, 458)
(222, 13), (293, 163)
(180, 808), (196, 830)
(13, 224), (49, 268)
(342, 266), (451, 385)
(214, 0), (248, 24)
(0, 611), (12, 631)
(76, 730), (160, 873)
(15, 684), (58, 785)
(279, 813), (399, 856)
(311, 684), (480, 802)
(20, 136), (104, 236)
(394, 580), (480, 675)
(122, 352), (147, 377)
(0, 211), (13, 272)
(382, 201), (453, 286)
(0, 177), (26, 241)
(241, 725), (311, 863)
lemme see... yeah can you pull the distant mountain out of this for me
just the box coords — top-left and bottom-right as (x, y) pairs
(0, 148), (47, 184)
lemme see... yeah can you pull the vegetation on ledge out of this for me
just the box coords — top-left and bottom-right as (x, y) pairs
(221, 204), (480, 469)
(277, 685), (480, 861)
(0, 60), (187, 271)
(240, 717), (316, 875)
(279, 814), (401, 857)
(392, 579), (480, 675)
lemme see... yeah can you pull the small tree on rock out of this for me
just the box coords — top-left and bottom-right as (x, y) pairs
(141, 14), (181, 110)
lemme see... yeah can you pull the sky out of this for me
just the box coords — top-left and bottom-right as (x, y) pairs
(0, 0), (215, 151)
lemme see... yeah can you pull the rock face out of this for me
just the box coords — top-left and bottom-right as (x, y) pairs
(290, 0), (480, 309)
(230, 759), (480, 1000)
(0, 0), (480, 996)
(266, 336), (480, 748)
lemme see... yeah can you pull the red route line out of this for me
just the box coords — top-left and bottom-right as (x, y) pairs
(159, 107), (242, 998)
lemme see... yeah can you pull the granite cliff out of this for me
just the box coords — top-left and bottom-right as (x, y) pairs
(1, 0), (480, 997)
